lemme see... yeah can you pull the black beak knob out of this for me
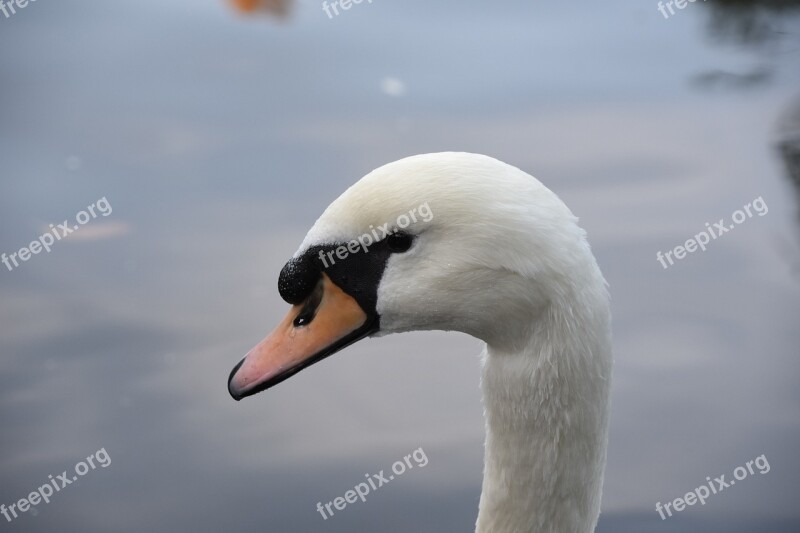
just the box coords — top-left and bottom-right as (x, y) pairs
(278, 253), (321, 305)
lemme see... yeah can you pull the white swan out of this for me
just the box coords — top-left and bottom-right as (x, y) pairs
(228, 152), (613, 533)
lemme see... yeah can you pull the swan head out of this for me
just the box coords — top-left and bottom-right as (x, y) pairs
(228, 152), (606, 400)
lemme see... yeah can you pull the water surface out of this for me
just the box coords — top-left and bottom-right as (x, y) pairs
(1, 1), (799, 531)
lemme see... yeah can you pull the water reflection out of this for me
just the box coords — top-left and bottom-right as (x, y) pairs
(777, 94), (800, 215)
(703, 0), (800, 47)
(227, 0), (291, 18)
(690, 65), (773, 90)
(693, 1), (799, 89)
(697, 0), (800, 246)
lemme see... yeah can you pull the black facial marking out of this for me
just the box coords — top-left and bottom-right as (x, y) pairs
(278, 232), (416, 322)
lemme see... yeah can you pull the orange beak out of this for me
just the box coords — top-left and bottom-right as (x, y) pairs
(228, 273), (374, 400)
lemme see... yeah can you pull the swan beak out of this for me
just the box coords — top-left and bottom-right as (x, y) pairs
(228, 273), (373, 400)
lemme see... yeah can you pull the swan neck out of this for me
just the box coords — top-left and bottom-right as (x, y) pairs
(476, 303), (612, 533)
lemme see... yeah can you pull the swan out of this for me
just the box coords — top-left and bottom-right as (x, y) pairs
(228, 0), (289, 17)
(228, 152), (613, 533)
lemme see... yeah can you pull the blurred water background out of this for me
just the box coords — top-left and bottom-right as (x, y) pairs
(1, 0), (799, 531)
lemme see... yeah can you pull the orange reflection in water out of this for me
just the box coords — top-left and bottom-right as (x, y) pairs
(228, 0), (290, 17)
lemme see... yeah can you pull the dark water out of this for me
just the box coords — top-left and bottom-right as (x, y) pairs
(1, 0), (799, 531)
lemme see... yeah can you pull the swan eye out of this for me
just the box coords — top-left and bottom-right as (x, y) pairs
(292, 279), (324, 328)
(387, 231), (413, 253)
